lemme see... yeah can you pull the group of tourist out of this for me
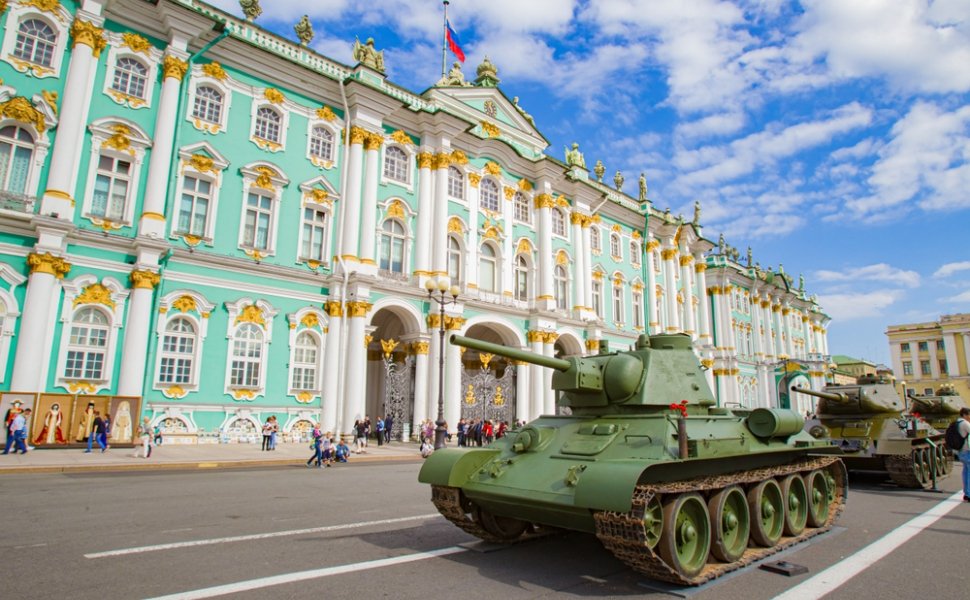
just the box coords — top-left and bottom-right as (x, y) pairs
(351, 415), (396, 452)
(456, 418), (511, 447)
(306, 423), (351, 467)
(261, 416), (280, 451)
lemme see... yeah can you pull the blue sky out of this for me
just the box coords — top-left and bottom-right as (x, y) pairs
(209, 0), (970, 366)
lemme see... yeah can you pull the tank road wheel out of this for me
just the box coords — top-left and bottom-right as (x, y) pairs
(915, 448), (931, 485)
(936, 445), (951, 476)
(477, 508), (529, 542)
(803, 469), (830, 528)
(707, 485), (750, 563)
(642, 493), (664, 548)
(780, 475), (808, 536)
(747, 479), (784, 547)
(659, 493), (711, 578)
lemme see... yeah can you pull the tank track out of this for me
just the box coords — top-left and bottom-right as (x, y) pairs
(884, 443), (951, 489)
(592, 455), (846, 586)
(430, 485), (552, 544)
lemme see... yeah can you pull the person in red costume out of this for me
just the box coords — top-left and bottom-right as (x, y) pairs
(34, 403), (67, 445)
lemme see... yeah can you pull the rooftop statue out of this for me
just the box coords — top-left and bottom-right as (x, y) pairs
(747, 246), (753, 266)
(438, 61), (470, 86)
(240, 0), (262, 22)
(799, 273), (805, 291)
(295, 15), (314, 46)
(353, 37), (385, 73)
(639, 173), (648, 202)
(564, 143), (586, 169)
(474, 56), (500, 87)
(718, 233), (726, 255)
(593, 159), (605, 182)
(512, 96), (535, 126)
(614, 170), (624, 190)
(692, 200), (701, 225)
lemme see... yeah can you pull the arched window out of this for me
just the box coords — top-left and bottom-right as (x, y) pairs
(159, 318), (196, 385)
(514, 255), (530, 301)
(447, 235), (462, 283)
(309, 126), (334, 162)
(383, 146), (408, 183)
(111, 57), (148, 99)
(192, 86), (223, 124)
(447, 166), (464, 199)
(0, 125), (34, 195)
(514, 192), (531, 223)
(554, 265), (568, 310)
(254, 107), (281, 143)
(291, 331), (319, 391)
(479, 242), (498, 292)
(14, 19), (56, 67)
(480, 178), (499, 212)
(230, 324), (263, 387)
(610, 233), (622, 258)
(630, 241), (641, 266)
(64, 308), (109, 380)
(590, 226), (601, 252)
(379, 219), (406, 273)
(552, 208), (566, 236)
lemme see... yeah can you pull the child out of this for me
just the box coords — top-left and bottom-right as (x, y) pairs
(420, 438), (434, 458)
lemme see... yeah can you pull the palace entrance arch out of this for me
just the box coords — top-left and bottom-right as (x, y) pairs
(365, 303), (422, 441)
(459, 322), (520, 427)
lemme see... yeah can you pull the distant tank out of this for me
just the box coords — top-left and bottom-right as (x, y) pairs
(906, 384), (968, 431)
(792, 375), (950, 489)
(419, 333), (846, 586)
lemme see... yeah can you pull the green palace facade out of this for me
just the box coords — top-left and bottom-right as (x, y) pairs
(0, 0), (832, 445)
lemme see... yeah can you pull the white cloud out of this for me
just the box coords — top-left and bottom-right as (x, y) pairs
(675, 112), (747, 140)
(814, 264), (921, 288)
(941, 290), (970, 303)
(934, 261), (970, 278)
(816, 290), (904, 320)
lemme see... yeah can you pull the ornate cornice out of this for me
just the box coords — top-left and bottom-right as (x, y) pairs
(129, 270), (160, 290)
(71, 19), (107, 58)
(27, 252), (71, 278)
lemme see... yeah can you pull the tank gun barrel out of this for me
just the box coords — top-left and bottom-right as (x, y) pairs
(791, 386), (850, 403)
(450, 335), (572, 371)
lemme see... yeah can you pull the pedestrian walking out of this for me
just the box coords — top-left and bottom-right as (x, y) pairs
(101, 413), (111, 451)
(354, 419), (367, 453)
(383, 415), (394, 444)
(306, 424), (323, 467)
(321, 432), (334, 467)
(2, 408), (30, 454)
(376, 416), (384, 447)
(134, 417), (152, 458)
(955, 407), (970, 502)
(84, 410), (100, 453)
(90, 411), (108, 453)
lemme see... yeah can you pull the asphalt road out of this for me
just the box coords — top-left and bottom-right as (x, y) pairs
(2, 461), (967, 599)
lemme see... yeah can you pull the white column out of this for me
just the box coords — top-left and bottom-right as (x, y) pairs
(784, 306), (795, 358)
(414, 152), (434, 277)
(515, 359), (530, 424)
(680, 254), (696, 338)
(961, 334), (970, 376)
(662, 245), (680, 332)
(536, 195), (554, 307)
(444, 322), (462, 437)
(529, 331), (544, 418)
(339, 129), (365, 263)
(571, 215), (585, 314)
(431, 152), (450, 276)
(695, 260), (711, 344)
(580, 221), (592, 311)
(543, 337), (556, 415)
(11, 254), (69, 391)
(801, 315), (812, 359)
(322, 300), (343, 434)
(139, 54), (187, 238)
(358, 135), (381, 266)
(762, 300), (775, 361)
(40, 19), (104, 219)
(466, 175), (480, 287)
(340, 302), (370, 434)
(116, 271), (159, 396)
(411, 341), (429, 437)
(427, 321), (442, 426)
(943, 333), (959, 376)
(646, 241), (659, 333)
(501, 187), (514, 297)
(772, 302), (784, 357)
(751, 295), (764, 360)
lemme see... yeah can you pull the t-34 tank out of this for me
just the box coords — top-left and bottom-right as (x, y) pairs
(792, 375), (950, 488)
(419, 333), (846, 586)
(906, 384), (968, 432)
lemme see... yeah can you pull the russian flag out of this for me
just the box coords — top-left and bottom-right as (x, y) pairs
(446, 19), (465, 63)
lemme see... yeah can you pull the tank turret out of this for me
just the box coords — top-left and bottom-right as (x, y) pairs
(420, 333), (847, 586)
(905, 385), (968, 430)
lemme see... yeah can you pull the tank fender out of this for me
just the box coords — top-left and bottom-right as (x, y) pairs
(573, 461), (645, 512)
(417, 448), (500, 487)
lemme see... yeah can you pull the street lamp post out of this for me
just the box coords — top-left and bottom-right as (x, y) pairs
(426, 275), (460, 450)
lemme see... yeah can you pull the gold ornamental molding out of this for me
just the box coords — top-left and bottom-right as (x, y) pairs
(661, 248), (678, 260)
(201, 62), (227, 80)
(316, 106), (337, 121)
(467, 172), (481, 187)
(708, 286), (721, 295)
(450, 149), (468, 165)
(410, 341), (430, 355)
(235, 305), (266, 326)
(121, 32), (152, 55)
(645, 240), (660, 252)
(74, 283), (116, 309)
(444, 316), (465, 331)
(679, 255), (694, 266)
(129, 270), (160, 290)
(252, 166), (278, 191)
(555, 250), (569, 266)
(231, 389), (256, 401)
(386, 199), (406, 219)
(515, 238), (533, 255)
(184, 153), (215, 173)
(345, 301), (372, 318)
(534, 193), (554, 209)
(364, 132), (384, 151)
(695, 263), (707, 273)
(782, 307), (791, 316)
(0, 96), (47, 133)
(300, 313), (320, 329)
(416, 152), (433, 169)
(432, 152), (451, 169)
(526, 330), (544, 343)
(390, 130), (412, 145)
(480, 121), (500, 137)
(426, 314), (441, 329)
(21, 0), (60, 13)
(296, 391), (313, 404)
(71, 19), (107, 57)
(518, 178), (533, 191)
(27, 252), (71, 278)
(503, 186), (515, 200)
(447, 216), (464, 234)
(349, 126), (369, 145)
(67, 381), (97, 394)
(772, 304), (781, 313)
(263, 88), (285, 104)
(172, 295), (197, 313)
(164, 385), (187, 399)
(761, 300), (771, 308)
(380, 338), (399, 359)
(324, 300), (344, 317)
(483, 161), (501, 176)
(542, 332), (559, 344)
(585, 339), (600, 352)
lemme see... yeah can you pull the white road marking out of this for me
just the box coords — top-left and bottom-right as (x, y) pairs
(85, 514), (440, 559)
(773, 490), (965, 600)
(145, 546), (467, 600)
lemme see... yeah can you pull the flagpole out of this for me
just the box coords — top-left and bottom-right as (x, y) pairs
(442, 0), (449, 78)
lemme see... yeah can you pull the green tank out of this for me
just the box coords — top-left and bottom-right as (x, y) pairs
(906, 384), (968, 431)
(419, 333), (847, 586)
(792, 375), (951, 489)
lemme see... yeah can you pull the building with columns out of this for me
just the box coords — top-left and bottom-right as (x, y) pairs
(0, 0), (831, 444)
(886, 313), (970, 399)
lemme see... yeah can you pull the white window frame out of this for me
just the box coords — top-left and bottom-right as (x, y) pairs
(447, 234), (463, 284)
(0, 120), (52, 202)
(237, 163), (288, 257)
(554, 265), (569, 311)
(299, 204), (331, 264)
(447, 165), (465, 200)
(80, 119), (151, 230)
(591, 278), (603, 318)
(612, 281), (625, 325)
(380, 143), (415, 190)
(551, 208), (567, 238)
(290, 331), (321, 392)
(286, 308), (327, 402)
(514, 254), (531, 302)
(296, 176), (339, 267)
(479, 177), (500, 213)
(54, 275), (128, 394)
(187, 74), (233, 134)
(153, 290), (215, 398)
(0, 264), (26, 384)
(307, 122), (338, 168)
(169, 142), (228, 244)
(630, 240), (641, 266)
(632, 288), (644, 329)
(102, 39), (161, 110)
(378, 218), (409, 274)
(479, 241), (500, 293)
(1, 7), (71, 78)
(610, 233), (622, 260)
(251, 104), (286, 151)
(223, 298), (277, 400)
(513, 191), (531, 224)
